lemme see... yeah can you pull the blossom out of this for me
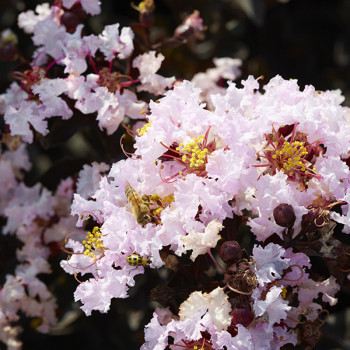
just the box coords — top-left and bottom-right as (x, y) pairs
(133, 51), (175, 95)
(72, 76), (147, 134)
(142, 311), (221, 350)
(179, 287), (231, 331)
(180, 219), (223, 261)
(32, 78), (73, 119)
(298, 276), (340, 306)
(17, 3), (51, 34)
(253, 286), (291, 331)
(4, 102), (47, 143)
(192, 57), (241, 109)
(247, 172), (312, 241)
(60, 25), (89, 74)
(252, 243), (290, 288)
(62, 0), (101, 15)
(3, 183), (55, 235)
(75, 162), (110, 199)
(98, 24), (134, 61)
(0, 82), (28, 114)
(73, 269), (133, 315)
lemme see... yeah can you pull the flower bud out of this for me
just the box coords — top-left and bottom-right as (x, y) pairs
(60, 12), (80, 32)
(218, 240), (241, 264)
(0, 29), (18, 62)
(60, 4), (87, 32)
(132, 0), (155, 28)
(273, 203), (296, 228)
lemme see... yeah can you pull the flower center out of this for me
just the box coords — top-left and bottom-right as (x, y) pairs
(13, 66), (46, 98)
(272, 140), (317, 179)
(143, 192), (174, 217)
(82, 226), (104, 261)
(136, 122), (151, 136)
(256, 123), (322, 191)
(159, 128), (216, 182)
(176, 135), (209, 169)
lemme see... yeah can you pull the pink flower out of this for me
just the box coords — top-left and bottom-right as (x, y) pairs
(75, 162), (110, 199)
(73, 77), (147, 134)
(4, 102), (46, 143)
(32, 78), (72, 119)
(192, 57), (241, 109)
(0, 82), (28, 114)
(98, 24), (134, 61)
(4, 183), (55, 235)
(73, 269), (133, 315)
(133, 51), (175, 95)
(253, 286), (291, 330)
(252, 243), (290, 288)
(62, 0), (101, 15)
(17, 3), (51, 34)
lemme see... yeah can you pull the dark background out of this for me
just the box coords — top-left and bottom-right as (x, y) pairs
(2, 0), (350, 102)
(1, 0), (350, 349)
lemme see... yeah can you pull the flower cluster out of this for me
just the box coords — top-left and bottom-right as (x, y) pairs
(63, 76), (350, 349)
(0, 148), (76, 349)
(1, 0), (179, 142)
(1, 0), (350, 349)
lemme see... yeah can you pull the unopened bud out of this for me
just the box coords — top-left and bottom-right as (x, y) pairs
(0, 29), (18, 62)
(218, 240), (241, 264)
(132, 0), (155, 27)
(273, 203), (296, 228)
(60, 12), (80, 32)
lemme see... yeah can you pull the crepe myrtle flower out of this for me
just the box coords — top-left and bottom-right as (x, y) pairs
(62, 210), (106, 270)
(7, 2), (153, 140)
(142, 288), (234, 350)
(133, 51), (175, 95)
(123, 125), (221, 184)
(255, 122), (323, 191)
(159, 127), (217, 181)
(61, 0), (101, 16)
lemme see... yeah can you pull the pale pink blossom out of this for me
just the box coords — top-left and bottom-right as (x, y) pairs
(17, 3), (51, 34)
(253, 286), (291, 330)
(4, 102), (46, 143)
(32, 78), (73, 119)
(4, 183), (55, 235)
(73, 269), (133, 315)
(133, 51), (175, 95)
(76, 162), (110, 199)
(179, 287), (231, 331)
(179, 219), (223, 261)
(192, 57), (241, 109)
(62, 0), (101, 15)
(98, 24), (134, 61)
(252, 243), (290, 288)
(0, 82), (28, 115)
(248, 172), (313, 241)
(74, 82), (147, 134)
(298, 276), (340, 306)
